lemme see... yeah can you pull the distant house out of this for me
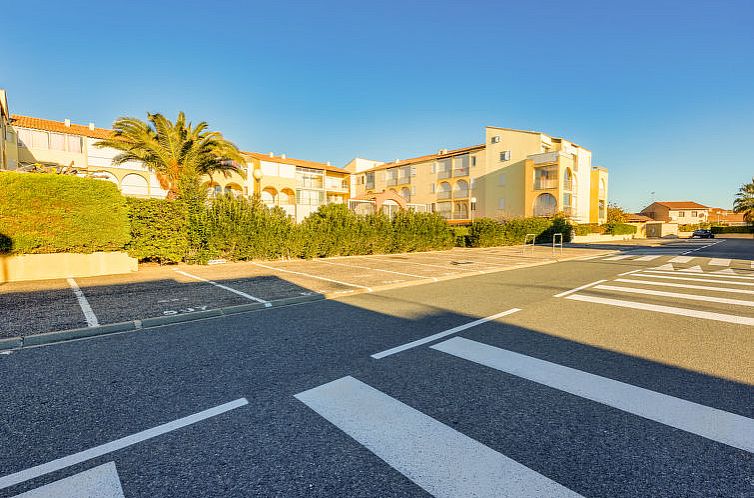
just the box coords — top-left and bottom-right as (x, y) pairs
(709, 207), (747, 226)
(625, 213), (655, 223)
(640, 201), (709, 223)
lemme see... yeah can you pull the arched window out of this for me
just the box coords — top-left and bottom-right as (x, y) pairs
(399, 187), (411, 201)
(438, 182), (452, 199)
(261, 187), (277, 206)
(533, 193), (557, 216)
(121, 174), (149, 196)
(563, 168), (573, 191)
(454, 180), (469, 198)
(455, 202), (469, 219)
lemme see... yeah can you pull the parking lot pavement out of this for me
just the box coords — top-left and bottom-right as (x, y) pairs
(0, 245), (609, 340)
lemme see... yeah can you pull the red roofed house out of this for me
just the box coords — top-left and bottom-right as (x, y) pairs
(639, 201), (709, 223)
(709, 207), (747, 226)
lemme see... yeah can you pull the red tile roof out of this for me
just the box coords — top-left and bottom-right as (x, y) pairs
(654, 201), (709, 210)
(242, 151), (347, 174)
(367, 144), (485, 172)
(626, 213), (654, 223)
(11, 114), (113, 139)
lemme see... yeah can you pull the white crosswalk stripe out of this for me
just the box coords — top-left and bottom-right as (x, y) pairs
(669, 256), (694, 263)
(295, 376), (581, 497)
(431, 337), (754, 453)
(709, 258), (732, 266)
(603, 255), (633, 261)
(634, 255), (661, 261)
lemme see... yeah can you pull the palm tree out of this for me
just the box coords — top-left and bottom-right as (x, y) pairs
(733, 178), (754, 223)
(95, 112), (246, 199)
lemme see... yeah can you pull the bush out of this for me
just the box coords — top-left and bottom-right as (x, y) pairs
(0, 171), (130, 254)
(299, 203), (379, 258)
(604, 223), (637, 235)
(450, 225), (470, 247)
(574, 223), (605, 235)
(467, 216), (572, 248)
(711, 225), (754, 234)
(126, 198), (189, 263)
(391, 211), (454, 252)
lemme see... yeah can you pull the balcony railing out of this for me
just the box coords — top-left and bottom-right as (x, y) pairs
(534, 179), (558, 190)
(453, 168), (469, 177)
(453, 190), (469, 199)
(437, 191), (452, 200)
(437, 169), (452, 179)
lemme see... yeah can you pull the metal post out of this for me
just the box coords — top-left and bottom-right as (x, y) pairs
(552, 233), (563, 256)
(523, 233), (537, 254)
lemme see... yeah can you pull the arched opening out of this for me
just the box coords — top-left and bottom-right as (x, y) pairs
(205, 182), (222, 198)
(454, 180), (469, 198)
(399, 187), (411, 202)
(438, 182), (452, 200)
(382, 199), (399, 217)
(279, 188), (296, 217)
(224, 183), (243, 197)
(533, 193), (557, 217)
(121, 174), (149, 197)
(455, 202), (469, 219)
(563, 168), (573, 191)
(261, 187), (278, 207)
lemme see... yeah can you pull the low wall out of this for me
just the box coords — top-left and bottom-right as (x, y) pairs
(0, 252), (138, 283)
(572, 234), (635, 243)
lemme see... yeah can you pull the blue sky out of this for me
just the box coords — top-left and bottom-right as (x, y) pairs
(3, 0), (753, 211)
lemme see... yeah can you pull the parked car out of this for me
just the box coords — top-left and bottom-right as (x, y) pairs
(691, 229), (715, 239)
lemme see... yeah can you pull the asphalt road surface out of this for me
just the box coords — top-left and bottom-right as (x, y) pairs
(1, 239), (752, 497)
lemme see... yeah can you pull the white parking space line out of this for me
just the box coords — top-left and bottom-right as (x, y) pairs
(369, 257), (472, 272)
(751, 261), (754, 269)
(13, 462), (124, 498)
(66, 278), (99, 327)
(635, 273), (754, 287)
(681, 240), (721, 255)
(295, 376), (581, 498)
(250, 262), (372, 291)
(316, 259), (435, 281)
(617, 269), (643, 277)
(709, 258), (732, 266)
(0, 398), (249, 490)
(431, 337), (754, 453)
(603, 255), (633, 261)
(615, 278), (754, 295)
(371, 308), (521, 359)
(553, 280), (608, 298)
(174, 270), (271, 307)
(669, 256), (694, 263)
(594, 284), (754, 307)
(565, 294), (754, 325)
(644, 269), (754, 281)
(634, 255), (661, 261)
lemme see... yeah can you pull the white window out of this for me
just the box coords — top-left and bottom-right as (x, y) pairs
(49, 133), (66, 151)
(498, 197), (505, 209)
(67, 135), (82, 153)
(691, 211), (697, 217)
(410, 166), (417, 177)
(498, 174), (506, 186)
(678, 211), (685, 217)
(499, 150), (511, 162)
(491, 136), (500, 144)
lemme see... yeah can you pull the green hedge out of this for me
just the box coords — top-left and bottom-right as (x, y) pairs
(126, 198), (188, 263)
(711, 225), (753, 234)
(604, 223), (637, 235)
(467, 216), (572, 248)
(574, 223), (606, 236)
(0, 171), (130, 254)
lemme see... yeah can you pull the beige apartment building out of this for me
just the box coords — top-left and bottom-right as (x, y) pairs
(0, 89), (608, 225)
(348, 126), (608, 224)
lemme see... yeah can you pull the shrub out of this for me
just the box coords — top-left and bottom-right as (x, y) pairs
(574, 223), (605, 235)
(298, 203), (375, 258)
(604, 223), (637, 235)
(711, 225), (754, 234)
(467, 218), (506, 247)
(391, 211), (454, 252)
(574, 224), (592, 236)
(126, 198), (188, 263)
(0, 171), (130, 254)
(450, 225), (470, 247)
(467, 216), (571, 247)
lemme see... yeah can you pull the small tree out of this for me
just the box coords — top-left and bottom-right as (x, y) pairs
(733, 178), (754, 223)
(606, 203), (628, 224)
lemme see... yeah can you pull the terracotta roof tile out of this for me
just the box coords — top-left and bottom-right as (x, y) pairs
(654, 201), (709, 209)
(242, 151), (347, 174)
(11, 114), (113, 139)
(367, 144), (485, 172)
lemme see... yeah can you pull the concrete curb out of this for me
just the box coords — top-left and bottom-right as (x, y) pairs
(0, 250), (611, 351)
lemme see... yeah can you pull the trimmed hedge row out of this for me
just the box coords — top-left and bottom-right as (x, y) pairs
(711, 225), (754, 234)
(467, 217), (573, 248)
(0, 171), (130, 254)
(574, 222), (636, 236)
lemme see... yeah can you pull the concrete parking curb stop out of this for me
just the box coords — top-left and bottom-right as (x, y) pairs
(0, 250), (612, 352)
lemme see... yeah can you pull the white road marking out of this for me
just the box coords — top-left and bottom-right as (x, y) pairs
(615, 278), (754, 295)
(553, 280), (608, 298)
(713, 268), (738, 275)
(617, 269), (644, 276)
(316, 259), (434, 281)
(295, 376), (581, 498)
(669, 256), (694, 263)
(635, 273), (754, 287)
(595, 284), (754, 307)
(644, 269), (754, 281)
(709, 258), (732, 266)
(371, 308), (522, 359)
(575, 254), (613, 261)
(12, 462), (124, 498)
(432, 337), (754, 453)
(651, 263), (675, 271)
(66, 278), (99, 327)
(681, 240), (721, 255)
(603, 255), (633, 261)
(751, 261), (754, 269)
(634, 255), (661, 261)
(174, 270), (271, 307)
(0, 398), (248, 490)
(565, 293), (754, 325)
(249, 262), (373, 291)
(682, 265), (704, 272)
(367, 257), (471, 272)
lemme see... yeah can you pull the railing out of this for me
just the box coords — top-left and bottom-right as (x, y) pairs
(453, 168), (469, 177)
(437, 169), (452, 179)
(386, 178), (398, 187)
(453, 190), (469, 199)
(563, 180), (573, 191)
(534, 179), (558, 190)
(450, 213), (470, 220)
(437, 191), (452, 200)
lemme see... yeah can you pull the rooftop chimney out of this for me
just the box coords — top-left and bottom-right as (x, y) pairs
(64, 119), (71, 127)
(88, 123), (95, 130)
(438, 148), (448, 155)
(326, 161), (331, 166)
(268, 152), (274, 157)
(280, 154), (286, 159)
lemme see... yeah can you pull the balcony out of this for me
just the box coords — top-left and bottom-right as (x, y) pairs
(453, 190), (469, 199)
(534, 178), (558, 190)
(325, 179), (349, 192)
(563, 180), (573, 191)
(437, 190), (452, 200)
(529, 151), (559, 165)
(452, 167), (469, 177)
(437, 169), (452, 179)
(387, 176), (411, 186)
